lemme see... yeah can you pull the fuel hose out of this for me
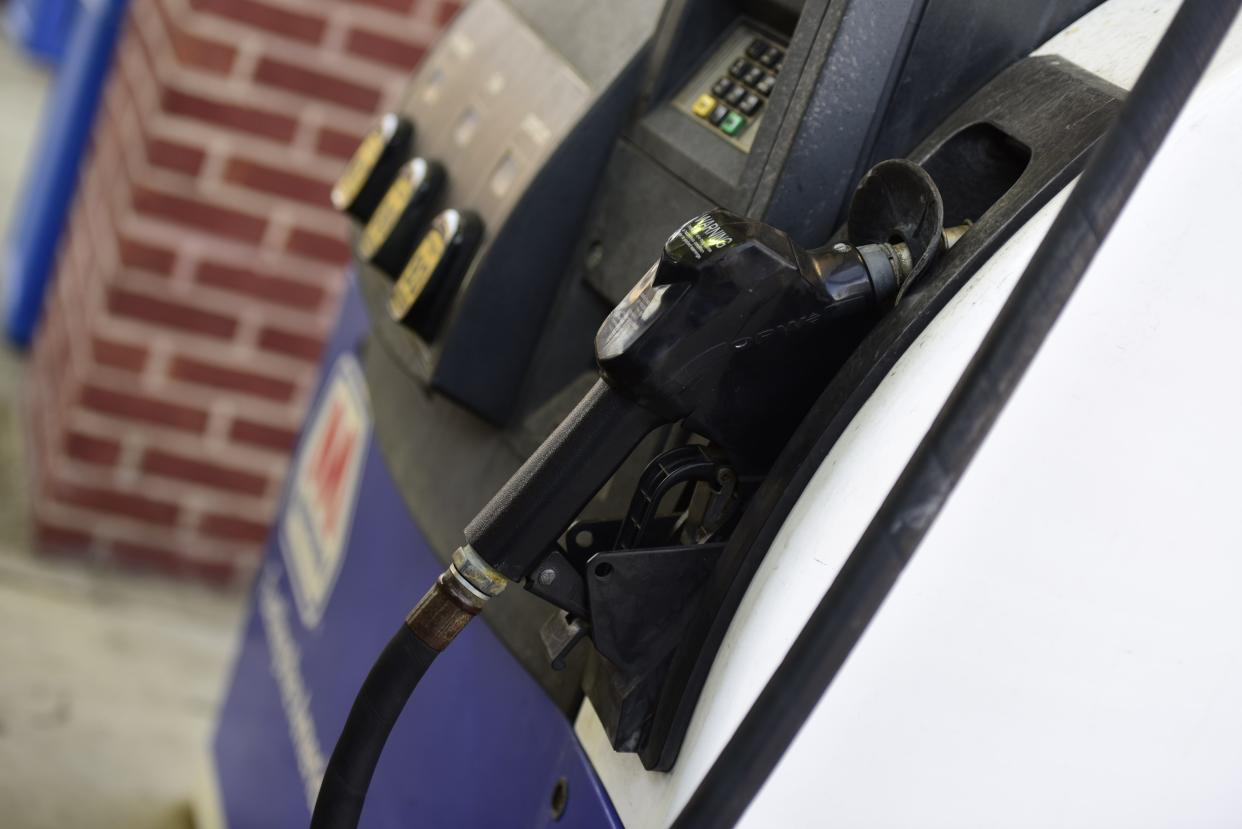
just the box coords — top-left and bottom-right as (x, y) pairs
(670, 1), (1242, 826)
(309, 625), (438, 829)
(311, 380), (661, 829)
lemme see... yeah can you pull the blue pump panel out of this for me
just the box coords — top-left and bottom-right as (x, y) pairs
(210, 275), (620, 828)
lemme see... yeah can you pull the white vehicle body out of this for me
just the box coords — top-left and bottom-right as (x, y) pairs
(579, 1), (1242, 825)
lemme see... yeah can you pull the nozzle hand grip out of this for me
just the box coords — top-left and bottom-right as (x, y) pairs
(465, 379), (663, 580)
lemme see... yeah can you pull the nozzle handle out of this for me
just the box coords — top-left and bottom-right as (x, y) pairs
(465, 379), (663, 581)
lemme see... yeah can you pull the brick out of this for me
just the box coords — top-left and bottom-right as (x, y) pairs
(142, 447), (268, 495)
(222, 157), (333, 208)
(348, 0), (414, 13)
(257, 326), (324, 362)
(65, 431), (122, 466)
(316, 125), (365, 160)
(169, 354), (297, 402)
(33, 518), (93, 555)
(108, 287), (238, 339)
(200, 512), (271, 543)
(111, 539), (190, 578)
(190, 0), (327, 44)
(253, 56), (382, 113)
(117, 234), (176, 276)
(345, 27), (426, 70)
(131, 185), (267, 243)
(92, 335), (149, 372)
(153, 0), (239, 76)
(436, 1), (462, 27)
(146, 136), (207, 176)
(183, 557), (242, 587)
(195, 259), (326, 311)
(162, 87), (298, 142)
(287, 226), (351, 265)
(49, 479), (180, 526)
(112, 538), (242, 586)
(80, 384), (209, 432)
(230, 417), (299, 452)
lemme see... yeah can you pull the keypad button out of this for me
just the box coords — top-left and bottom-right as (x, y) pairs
(743, 64), (764, 87)
(725, 85), (746, 105)
(755, 74), (776, 96)
(729, 58), (749, 80)
(712, 77), (733, 97)
(720, 111), (747, 136)
(709, 104), (729, 125)
(759, 45), (782, 68)
(692, 94), (717, 118)
(745, 38), (767, 60)
(738, 93), (762, 116)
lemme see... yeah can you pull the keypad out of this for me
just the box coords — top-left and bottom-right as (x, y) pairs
(690, 33), (786, 142)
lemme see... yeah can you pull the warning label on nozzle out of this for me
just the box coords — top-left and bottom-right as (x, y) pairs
(670, 213), (735, 261)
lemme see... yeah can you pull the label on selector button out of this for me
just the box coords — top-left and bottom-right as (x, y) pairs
(388, 225), (447, 321)
(357, 157), (445, 277)
(388, 209), (482, 339)
(331, 113), (414, 223)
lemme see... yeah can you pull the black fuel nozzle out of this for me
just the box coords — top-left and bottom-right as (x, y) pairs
(461, 203), (963, 585)
(314, 162), (963, 829)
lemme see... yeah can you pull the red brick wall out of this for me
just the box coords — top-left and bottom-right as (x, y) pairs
(26, 0), (461, 585)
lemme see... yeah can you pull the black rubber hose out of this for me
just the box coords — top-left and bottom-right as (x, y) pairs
(310, 624), (438, 829)
(671, 2), (1241, 827)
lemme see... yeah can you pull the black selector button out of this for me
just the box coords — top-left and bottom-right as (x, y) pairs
(712, 77), (734, 97)
(745, 38), (767, 60)
(331, 113), (414, 223)
(728, 58), (749, 80)
(755, 73), (776, 97)
(388, 208), (482, 339)
(358, 157), (446, 278)
(724, 84), (746, 105)
(742, 63), (765, 87)
(758, 45), (782, 68)
(738, 92), (763, 116)
(709, 104), (729, 125)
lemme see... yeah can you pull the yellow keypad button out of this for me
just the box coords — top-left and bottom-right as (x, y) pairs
(691, 94), (717, 118)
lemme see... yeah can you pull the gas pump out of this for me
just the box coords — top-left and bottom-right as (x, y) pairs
(206, 0), (1126, 826)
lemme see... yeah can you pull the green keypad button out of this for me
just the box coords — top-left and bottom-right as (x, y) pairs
(720, 110), (747, 136)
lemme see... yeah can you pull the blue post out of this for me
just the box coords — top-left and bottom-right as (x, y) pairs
(3, 0), (129, 346)
(4, 0), (82, 65)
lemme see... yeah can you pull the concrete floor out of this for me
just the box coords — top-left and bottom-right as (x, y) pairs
(0, 38), (248, 829)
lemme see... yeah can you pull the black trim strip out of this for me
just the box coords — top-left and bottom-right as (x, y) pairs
(670, 2), (1242, 825)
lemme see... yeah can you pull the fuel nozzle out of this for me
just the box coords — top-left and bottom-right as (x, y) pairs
(312, 159), (962, 829)
(445, 160), (964, 598)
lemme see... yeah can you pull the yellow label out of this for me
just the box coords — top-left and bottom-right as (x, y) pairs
(331, 128), (385, 211)
(359, 174), (414, 260)
(388, 229), (447, 321)
(691, 94), (717, 118)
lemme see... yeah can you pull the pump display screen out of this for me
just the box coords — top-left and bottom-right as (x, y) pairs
(388, 227), (447, 321)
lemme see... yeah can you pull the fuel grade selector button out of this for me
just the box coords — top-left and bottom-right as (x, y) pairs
(358, 157), (446, 277)
(388, 208), (482, 338)
(330, 113), (414, 223)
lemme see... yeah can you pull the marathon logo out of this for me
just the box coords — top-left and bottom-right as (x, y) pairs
(280, 354), (371, 629)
